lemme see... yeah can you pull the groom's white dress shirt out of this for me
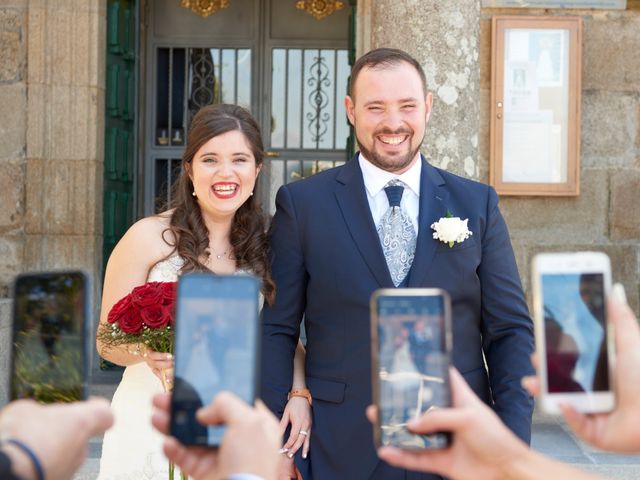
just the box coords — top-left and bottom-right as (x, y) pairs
(359, 152), (421, 231)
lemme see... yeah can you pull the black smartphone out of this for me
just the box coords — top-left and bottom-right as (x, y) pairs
(370, 288), (453, 449)
(170, 273), (260, 447)
(10, 271), (90, 403)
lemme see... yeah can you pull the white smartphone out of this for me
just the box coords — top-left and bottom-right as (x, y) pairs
(532, 252), (615, 414)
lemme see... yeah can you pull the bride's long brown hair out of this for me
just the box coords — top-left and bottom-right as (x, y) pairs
(164, 103), (275, 304)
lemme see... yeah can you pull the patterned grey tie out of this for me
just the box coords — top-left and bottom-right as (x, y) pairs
(377, 179), (417, 287)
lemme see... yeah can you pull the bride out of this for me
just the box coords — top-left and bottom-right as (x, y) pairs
(97, 104), (310, 479)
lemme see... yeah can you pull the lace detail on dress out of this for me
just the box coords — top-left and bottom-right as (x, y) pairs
(147, 256), (184, 283)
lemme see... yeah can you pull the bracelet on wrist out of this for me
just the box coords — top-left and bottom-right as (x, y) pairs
(288, 388), (312, 406)
(1, 438), (45, 480)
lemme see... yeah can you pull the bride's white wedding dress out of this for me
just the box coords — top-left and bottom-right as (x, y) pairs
(99, 256), (261, 479)
(98, 256), (184, 480)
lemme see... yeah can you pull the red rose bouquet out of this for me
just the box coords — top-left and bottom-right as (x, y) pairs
(97, 281), (177, 356)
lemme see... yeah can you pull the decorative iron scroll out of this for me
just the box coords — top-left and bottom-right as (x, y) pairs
(180, 0), (229, 18)
(188, 48), (218, 123)
(306, 55), (331, 144)
(296, 0), (344, 20)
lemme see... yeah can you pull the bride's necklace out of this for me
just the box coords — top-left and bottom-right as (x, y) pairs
(209, 243), (231, 261)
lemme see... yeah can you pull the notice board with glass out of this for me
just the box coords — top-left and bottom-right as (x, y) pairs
(490, 16), (582, 196)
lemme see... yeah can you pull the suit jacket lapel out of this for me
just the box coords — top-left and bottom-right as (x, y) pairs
(334, 155), (394, 288)
(407, 156), (449, 287)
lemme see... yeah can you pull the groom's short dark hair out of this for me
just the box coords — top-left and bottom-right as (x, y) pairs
(349, 48), (428, 99)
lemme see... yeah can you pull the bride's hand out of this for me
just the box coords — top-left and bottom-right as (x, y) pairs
(279, 396), (311, 460)
(141, 350), (174, 387)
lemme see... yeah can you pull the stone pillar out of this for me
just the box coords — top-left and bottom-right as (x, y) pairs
(0, 0), (28, 406)
(357, 0), (481, 179)
(25, 0), (105, 275)
(0, 0), (105, 406)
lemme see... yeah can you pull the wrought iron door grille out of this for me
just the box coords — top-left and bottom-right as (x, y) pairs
(270, 48), (349, 150)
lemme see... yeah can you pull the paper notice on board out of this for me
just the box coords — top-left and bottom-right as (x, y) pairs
(505, 61), (538, 112)
(503, 110), (564, 183)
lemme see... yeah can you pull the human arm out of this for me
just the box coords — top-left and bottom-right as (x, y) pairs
(523, 284), (640, 453)
(0, 398), (113, 480)
(96, 216), (174, 375)
(280, 340), (312, 459)
(261, 186), (308, 416)
(151, 392), (282, 480)
(369, 368), (604, 480)
(477, 187), (535, 442)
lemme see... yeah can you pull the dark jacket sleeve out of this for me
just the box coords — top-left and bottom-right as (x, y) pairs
(260, 185), (308, 417)
(478, 187), (535, 444)
(0, 450), (23, 480)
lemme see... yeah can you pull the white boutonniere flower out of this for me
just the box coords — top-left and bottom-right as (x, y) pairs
(431, 213), (473, 248)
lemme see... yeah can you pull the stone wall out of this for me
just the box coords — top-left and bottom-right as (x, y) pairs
(0, 0), (27, 406)
(479, 8), (640, 315)
(0, 0), (105, 407)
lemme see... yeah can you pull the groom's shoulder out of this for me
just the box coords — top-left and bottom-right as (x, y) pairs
(430, 162), (494, 199)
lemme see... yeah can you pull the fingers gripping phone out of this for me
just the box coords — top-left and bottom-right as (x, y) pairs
(170, 273), (260, 447)
(532, 252), (615, 414)
(10, 271), (90, 403)
(371, 289), (453, 449)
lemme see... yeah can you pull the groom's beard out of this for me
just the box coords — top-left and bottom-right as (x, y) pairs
(356, 127), (423, 173)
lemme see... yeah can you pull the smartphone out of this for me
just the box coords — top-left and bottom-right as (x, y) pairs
(370, 288), (453, 449)
(532, 252), (615, 414)
(10, 271), (90, 403)
(170, 273), (260, 447)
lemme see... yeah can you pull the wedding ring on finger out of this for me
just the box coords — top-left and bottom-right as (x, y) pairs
(299, 429), (309, 436)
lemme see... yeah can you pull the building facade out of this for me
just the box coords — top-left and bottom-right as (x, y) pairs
(0, 0), (639, 405)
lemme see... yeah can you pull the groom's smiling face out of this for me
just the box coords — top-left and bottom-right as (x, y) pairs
(345, 61), (433, 175)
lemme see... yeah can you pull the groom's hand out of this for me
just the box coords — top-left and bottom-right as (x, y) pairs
(152, 391), (282, 480)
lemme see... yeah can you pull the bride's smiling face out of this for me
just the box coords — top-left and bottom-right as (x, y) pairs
(190, 129), (261, 221)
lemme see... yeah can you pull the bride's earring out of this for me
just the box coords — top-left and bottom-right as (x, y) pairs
(250, 191), (254, 196)
(192, 191), (196, 197)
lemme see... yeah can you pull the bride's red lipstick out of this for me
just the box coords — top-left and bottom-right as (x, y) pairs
(211, 182), (239, 199)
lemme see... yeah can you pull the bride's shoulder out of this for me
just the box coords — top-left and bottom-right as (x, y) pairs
(125, 211), (171, 241)
(112, 213), (176, 262)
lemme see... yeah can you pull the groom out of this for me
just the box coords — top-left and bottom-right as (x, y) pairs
(261, 48), (534, 479)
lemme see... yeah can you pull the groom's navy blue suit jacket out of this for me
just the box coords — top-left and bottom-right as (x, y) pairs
(261, 154), (534, 479)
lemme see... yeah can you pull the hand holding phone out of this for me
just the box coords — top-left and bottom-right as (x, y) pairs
(10, 271), (90, 403)
(532, 252), (615, 414)
(370, 289), (452, 449)
(170, 273), (260, 447)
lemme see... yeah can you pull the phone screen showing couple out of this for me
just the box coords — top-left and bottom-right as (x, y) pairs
(541, 273), (610, 393)
(373, 290), (452, 449)
(11, 272), (88, 403)
(170, 273), (260, 447)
